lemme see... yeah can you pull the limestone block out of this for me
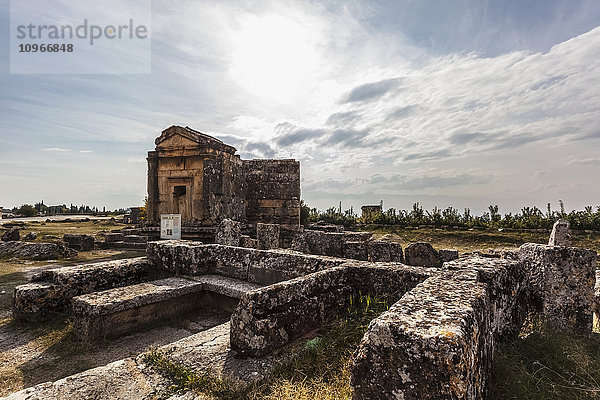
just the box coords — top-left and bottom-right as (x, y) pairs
(351, 276), (492, 400)
(215, 218), (241, 247)
(240, 234), (257, 249)
(231, 267), (352, 357)
(0, 241), (76, 260)
(404, 242), (442, 267)
(367, 241), (404, 262)
(1, 227), (20, 242)
(343, 241), (369, 260)
(548, 219), (571, 246)
(439, 249), (459, 262)
(256, 223), (280, 250)
(12, 257), (156, 320)
(72, 277), (204, 341)
(63, 234), (95, 251)
(519, 243), (596, 332)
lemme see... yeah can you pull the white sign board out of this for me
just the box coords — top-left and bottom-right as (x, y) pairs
(160, 214), (181, 239)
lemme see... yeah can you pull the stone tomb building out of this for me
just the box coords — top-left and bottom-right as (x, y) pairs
(146, 125), (300, 230)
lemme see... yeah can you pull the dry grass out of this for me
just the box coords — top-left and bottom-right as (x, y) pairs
(1, 219), (127, 242)
(363, 225), (600, 253)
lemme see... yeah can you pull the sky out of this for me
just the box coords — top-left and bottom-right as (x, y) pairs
(1, 0), (600, 215)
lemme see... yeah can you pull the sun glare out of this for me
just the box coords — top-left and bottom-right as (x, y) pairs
(229, 14), (320, 103)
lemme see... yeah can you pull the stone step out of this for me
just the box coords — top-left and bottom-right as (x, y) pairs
(72, 277), (204, 342)
(107, 241), (147, 249)
(190, 274), (263, 299)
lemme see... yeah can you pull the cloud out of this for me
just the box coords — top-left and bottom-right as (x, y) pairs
(2, 1), (600, 213)
(341, 78), (402, 103)
(43, 147), (69, 152)
(244, 141), (275, 158)
(304, 170), (491, 193)
(448, 132), (485, 145)
(403, 149), (452, 162)
(567, 157), (600, 166)
(275, 128), (325, 147)
(385, 105), (418, 120)
(323, 128), (370, 147)
(326, 112), (361, 126)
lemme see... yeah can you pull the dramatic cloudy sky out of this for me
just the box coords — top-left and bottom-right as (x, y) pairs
(1, 0), (599, 214)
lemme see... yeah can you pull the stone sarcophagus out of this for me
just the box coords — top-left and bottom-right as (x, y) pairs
(147, 125), (300, 229)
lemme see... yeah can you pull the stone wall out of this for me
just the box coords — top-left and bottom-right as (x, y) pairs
(243, 159), (301, 229)
(230, 263), (433, 357)
(293, 230), (404, 262)
(146, 241), (347, 285)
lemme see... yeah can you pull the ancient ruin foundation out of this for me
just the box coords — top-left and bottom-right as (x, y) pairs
(7, 226), (598, 399)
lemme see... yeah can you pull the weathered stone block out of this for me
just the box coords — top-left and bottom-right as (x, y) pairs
(12, 282), (66, 321)
(23, 232), (37, 241)
(519, 243), (596, 332)
(231, 267), (352, 357)
(442, 256), (528, 339)
(343, 241), (369, 260)
(256, 223), (280, 250)
(439, 249), (459, 262)
(548, 219), (571, 246)
(63, 234), (95, 251)
(240, 234), (257, 248)
(215, 218), (241, 247)
(12, 257), (157, 320)
(304, 230), (345, 257)
(147, 240), (209, 275)
(351, 276), (492, 400)
(0, 241), (75, 260)
(1, 227), (20, 242)
(72, 277), (204, 341)
(404, 242), (442, 267)
(105, 233), (125, 243)
(367, 241), (404, 262)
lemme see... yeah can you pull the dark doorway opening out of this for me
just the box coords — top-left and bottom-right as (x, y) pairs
(174, 186), (187, 197)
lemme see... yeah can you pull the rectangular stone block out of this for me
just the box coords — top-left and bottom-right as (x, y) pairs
(256, 223), (280, 250)
(367, 241), (404, 262)
(343, 241), (369, 260)
(519, 243), (597, 332)
(231, 267), (352, 357)
(63, 234), (95, 251)
(72, 277), (205, 341)
(351, 276), (492, 400)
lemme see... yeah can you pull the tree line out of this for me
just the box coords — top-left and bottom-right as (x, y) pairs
(8, 202), (124, 217)
(300, 200), (600, 231)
